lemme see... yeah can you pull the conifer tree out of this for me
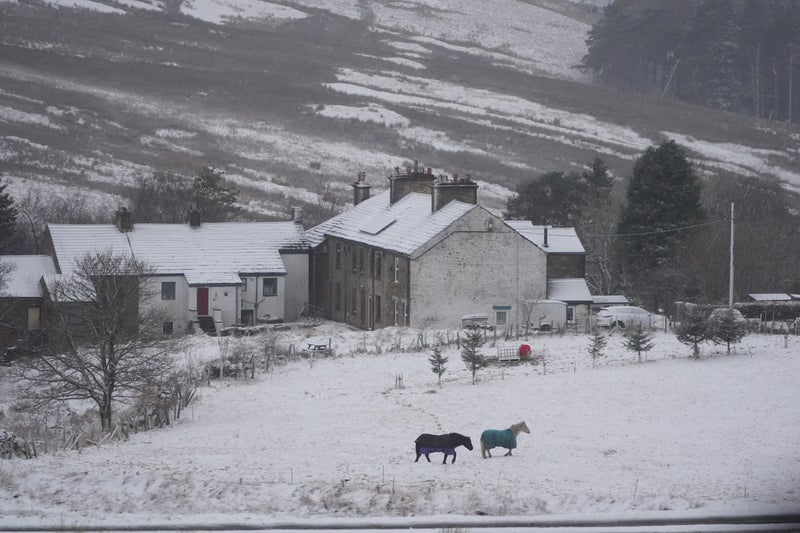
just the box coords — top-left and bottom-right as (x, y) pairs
(709, 309), (748, 355)
(676, 306), (709, 359)
(0, 179), (18, 253)
(461, 330), (488, 384)
(192, 167), (240, 222)
(587, 329), (607, 368)
(429, 343), (448, 387)
(617, 140), (705, 308)
(624, 325), (654, 363)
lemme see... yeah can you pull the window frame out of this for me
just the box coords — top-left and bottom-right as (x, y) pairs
(262, 277), (278, 297)
(161, 281), (176, 300)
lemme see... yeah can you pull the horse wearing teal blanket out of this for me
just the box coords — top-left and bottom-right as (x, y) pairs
(480, 421), (530, 458)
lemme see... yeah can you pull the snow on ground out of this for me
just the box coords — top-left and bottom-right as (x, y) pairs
(291, 0), (592, 81)
(179, 0), (306, 26)
(1, 324), (798, 529)
(665, 132), (800, 192)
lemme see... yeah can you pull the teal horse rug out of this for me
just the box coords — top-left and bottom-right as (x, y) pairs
(480, 428), (517, 451)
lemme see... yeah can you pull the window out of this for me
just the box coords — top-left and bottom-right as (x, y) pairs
(374, 295), (381, 322)
(393, 257), (400, 282)
(162, 321), (174, 335)
(351, 288), (357, 315)
(496, 311), (507, 327)
(351, 248), (357, 272)
(263, 278), (277, 297)
(27, 306), (41, 330)
(161, 281), (176, 300)
(335, 243), (341, 269)
(567, 306), (575, 323)
(334, 283), (341, 311)
(375, 253), (382, 279)
(359, 249), (365, 273)
(393, 299), (399, 326)
(241, 278), (248, 292)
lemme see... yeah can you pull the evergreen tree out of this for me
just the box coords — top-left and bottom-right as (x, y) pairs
(675, 306), (709, 359)
(429, 343), (448, 387)
(583, 0), (800, 124)
(624, 325), (654, 362)
(505, 171), (586, 225)
(505, 158), (612, 227)
(0, 179), (19, 253)
(709, 309), (748, 355)
(192, 167), (240, 222)
(617, 140), (705, 308)
(587, 329), (608, 368)
(460, 330), (488, 384)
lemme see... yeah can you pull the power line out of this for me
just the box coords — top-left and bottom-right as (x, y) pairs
(593, 219), (728, 238)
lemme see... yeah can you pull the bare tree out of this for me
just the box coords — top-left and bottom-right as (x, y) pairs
(516, 283), (547, 337)
(14, 251), (174, 431)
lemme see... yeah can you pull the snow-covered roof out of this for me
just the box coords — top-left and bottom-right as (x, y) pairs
(504, 221), (585, 253)
(592, 295), (629, 305)
(0, 255), (56, 298)
(47, 222), (309, 286)
(547, 278), (592, 302)
(747, 293), (792, 301)
(306, 190), (477, 255)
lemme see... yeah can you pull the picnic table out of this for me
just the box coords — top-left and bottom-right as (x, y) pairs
(303, 343), (331, 357)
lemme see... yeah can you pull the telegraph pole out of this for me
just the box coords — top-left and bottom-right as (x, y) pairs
(729, 203), (735, 308)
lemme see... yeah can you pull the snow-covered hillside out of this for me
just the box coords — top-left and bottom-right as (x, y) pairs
(2, 0), (799, 222)
(1, 324), (798, 528)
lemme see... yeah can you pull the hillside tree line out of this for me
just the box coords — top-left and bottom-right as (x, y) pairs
(582, 0), (800, 123)
(505, 140), (800, 312)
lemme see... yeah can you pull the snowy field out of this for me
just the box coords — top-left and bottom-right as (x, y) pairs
(1, 324), (799, 529)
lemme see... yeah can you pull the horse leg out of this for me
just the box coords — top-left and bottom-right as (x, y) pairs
(425, 453), (431, 462)
(480, 440), (487, 459)
(415, 453), (421, 462)
(504, 449), (512, 457)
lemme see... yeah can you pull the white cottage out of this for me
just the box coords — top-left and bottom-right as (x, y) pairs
(43, 209), (309, 335)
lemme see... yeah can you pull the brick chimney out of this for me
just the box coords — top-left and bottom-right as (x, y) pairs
(115, 206), (133, 232)
(388, 160), (434, 205)
(431, 173), (478, 212)
(188, 200), (201, 228)
(353, 172), (371, 205)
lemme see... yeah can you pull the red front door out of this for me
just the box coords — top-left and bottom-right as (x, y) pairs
(197, 287), (209, 316)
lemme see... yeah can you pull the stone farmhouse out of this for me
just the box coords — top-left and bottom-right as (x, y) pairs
(306, 164), (592, 331)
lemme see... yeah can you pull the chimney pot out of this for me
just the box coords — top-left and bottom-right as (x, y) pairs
(115, 206), (133, 232)
(543, 227), (549, 247)
(292, 206), (304, 224)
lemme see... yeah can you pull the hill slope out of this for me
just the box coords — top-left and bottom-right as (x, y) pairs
(1, 0), (799, 225)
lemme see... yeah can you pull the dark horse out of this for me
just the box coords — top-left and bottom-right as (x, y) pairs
(414, 433), (473, 464)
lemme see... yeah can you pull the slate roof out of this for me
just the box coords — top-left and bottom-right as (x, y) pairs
(747, 293), (792, 301)
(47, 222), (309, 286)
(592, 295), (629, 305)
(306, 190), (477, 255)
(0, 255), (56, 297)
(504, 221), (585, 253)
(547, 278), (592, 302)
